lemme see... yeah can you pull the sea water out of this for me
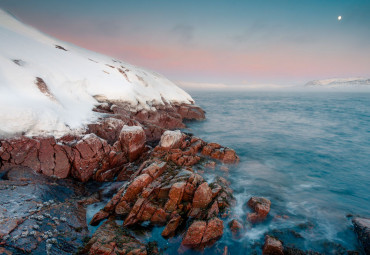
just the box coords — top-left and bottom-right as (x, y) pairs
(182, 91), (370, 254)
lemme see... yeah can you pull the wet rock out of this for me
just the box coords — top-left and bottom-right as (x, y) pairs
(228, 219), (244, 236)
(81, 220), (148, 255)
(181, 218), (223, 249)
(159, 130), (184, 149)
(164, 181), (186, 212)
(202, 217), (224, 244)
(247, 196), (271, 223)
(192, 182), (212, 209)
(90, 210), (110, 226)
(119, 125), (146, 162)
(0, 166), (88, 254)
(181, 221), (207, 248)
(262, 235), (283, 255)
(352, 217), (370, 254)
(161, 213), (182, 238)
(201, 143), (239, 164)
(87, 117), (126, 144)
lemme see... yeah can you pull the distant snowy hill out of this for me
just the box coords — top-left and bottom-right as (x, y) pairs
(305, 78), (370, 87)
(0, 9), (194, 137)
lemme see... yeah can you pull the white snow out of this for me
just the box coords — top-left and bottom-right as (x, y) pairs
(0, 9), (194, 138)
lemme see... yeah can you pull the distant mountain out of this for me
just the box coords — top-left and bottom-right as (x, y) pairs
(305, 78), (370, 87)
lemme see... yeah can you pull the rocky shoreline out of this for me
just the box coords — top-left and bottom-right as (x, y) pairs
(0, 102), (369, 255)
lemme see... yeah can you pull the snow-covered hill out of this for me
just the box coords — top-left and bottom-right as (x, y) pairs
(0, 9), (194, 138)
(305, 78), (370, 87)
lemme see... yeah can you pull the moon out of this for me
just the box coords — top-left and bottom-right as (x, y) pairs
(338, 16), (342, 21)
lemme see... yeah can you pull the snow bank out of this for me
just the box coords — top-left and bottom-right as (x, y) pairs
(0, 9), (194, 138)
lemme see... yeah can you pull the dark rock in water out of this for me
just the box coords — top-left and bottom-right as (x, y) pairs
(283, 247), (323, 255)
(263, 235), (284, 255)
(80, 220), (151, 255)
(0, 166), (89, 254)
(352, 217), (370, 254)
(228, 219), (244, 238)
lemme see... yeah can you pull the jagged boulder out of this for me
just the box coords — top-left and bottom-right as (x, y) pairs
(262, 235), (284, 255)
(247, 196), (271, 223)
(119, 125), (146, 162)
(181, 218), (223, 249)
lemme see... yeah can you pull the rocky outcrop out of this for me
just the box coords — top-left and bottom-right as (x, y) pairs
(262, 235), (284, 255)
(80, 220), (153, 255)
(352, 217), (370, 254)
(88, 131), (237, 251)
(0, 103), (205, 183)
(247, 197), (271, 223)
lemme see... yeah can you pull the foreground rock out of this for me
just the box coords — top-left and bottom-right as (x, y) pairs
(352, 217), (370, 254)
(181, 218), (224, 250)
(247, 197), (271, 223)
(228, 219), (244, 237)
(262, 235), (283, 255)
(89, 132), (238, 250)
(0, 166), (89, 254)
(80, 220), (155, 255)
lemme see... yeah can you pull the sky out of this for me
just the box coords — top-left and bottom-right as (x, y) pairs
(0, 0), (369, 87)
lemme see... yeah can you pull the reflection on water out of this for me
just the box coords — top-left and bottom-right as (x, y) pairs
(183, 91), (370, 254)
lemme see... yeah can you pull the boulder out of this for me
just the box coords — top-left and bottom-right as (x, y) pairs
(159, 130), (184, 149)
(119, 125), (146, 162)
(247, 197), (271, 223)
(82, 220), (148, 255)
(161, 213), (182, 238)
(352, 217), (370, 254)
(202, 218), (224, 244)
(192, 182), (212, 209)
(262, 235), (284, 255)
(228, 219), (244, 236)
(181, 221), (207, 248)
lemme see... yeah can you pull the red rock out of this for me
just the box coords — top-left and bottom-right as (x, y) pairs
(228, 219), (243, 235)
(159, 130), (184, 149)
(202, 218), (224, 244)
(161, 213), (182, 238)
(247, 197), (271, 223)
(88, 117), (126, 144)
(262, 235), (283, 255)
(183, 183), (196, 201)
(39, 137), (55, 176)
(119, 125), (146, 162)
(90, 210), (110, 226)
(207, 201), (219, 219)
(122, 173), (153, 202)
(192, 182), (212, 209)
(222, 148), (239, 164)
(223, 246), (229, 255)
(151, 208), (168, 224)
(204, 161), (216, 169)
(141, 161), (167, 179)
(139, 202), (157, 221)
(165, 182), (186, 212)
(54, 145), (70, 178)
(181, 221), (207, 248)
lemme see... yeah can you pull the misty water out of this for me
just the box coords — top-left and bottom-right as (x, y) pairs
(178, 90), (369, 254)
